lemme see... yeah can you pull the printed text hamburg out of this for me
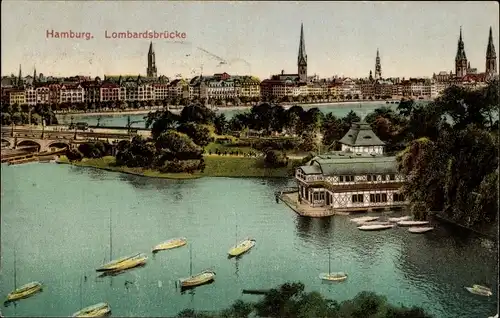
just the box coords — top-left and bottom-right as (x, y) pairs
(46, 30), (187, 40)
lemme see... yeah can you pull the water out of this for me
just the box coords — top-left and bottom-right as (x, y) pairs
(1, 163), (497, 317)
(56, 101), (400, 127)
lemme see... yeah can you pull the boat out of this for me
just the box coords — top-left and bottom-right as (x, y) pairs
(319, 219), (347, 282)
(228, 239), (256, 257)
(488, 314), (498, 318)
(227, 208), (255, 258)
(6, 282), (43, 302)
(350, 216), (379, 224)
(388, 216), (412, 222)
(72, 302), (111, 317)
(408, 227), (434, 233)
(5, 249), (42, 303)
(473, 284), (491, 292)
(178, 244), (216, 289)
(152, 238), (187, 253)
(465, 286), (492, 296)
(179, 270), (216, 288)
(358, 224), (394, 231)
(397, 220), (430, 227)
(96, 209), (147, 273)
(359, 221), (392, 226)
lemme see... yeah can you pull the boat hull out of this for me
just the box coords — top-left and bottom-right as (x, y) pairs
(319, 272), (348, 282)
(408, 227), (434, 233)
(96, 253), (145, 272)
(465, 286), (492, 296)
(228, 239), (256, 257)
(358, 224), (394, 231)
(152, 238), (187, 253)
(397, 221), (430, 227)
(388, 216), (412, 222)
(73, 303), (111, 317)
(6, 282), (42, 302)
(179, 270), (216, 288)
(350, 216), (379, 224)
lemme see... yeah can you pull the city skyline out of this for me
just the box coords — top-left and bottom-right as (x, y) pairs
(1, 1), (499, 79)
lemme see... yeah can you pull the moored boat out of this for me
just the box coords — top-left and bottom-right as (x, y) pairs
(388, 216), (412, 222)
(6, 281), (42, 302)
(319, 272), (348, 282)
(358, 224), (394, 231)
(96, 253), (142, 272)
(108, 253), (148, 273)
(228, 239), (256, 257)
(408, 226), (434, 233)
(179, 270), (216, 288)
(465, 286), (492, 296)
(359, 221), (392, 226)
(350, 216), (379, 224)
(152, 238), (187, 253)
(72, 302), (111, 317)
(472, 284), (492, 292)
(397, 220), (430, 227)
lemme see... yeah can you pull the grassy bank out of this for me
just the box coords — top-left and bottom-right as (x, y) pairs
(58, 155), (300, 179)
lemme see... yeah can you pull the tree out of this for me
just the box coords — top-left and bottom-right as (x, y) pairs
(264, 150), (288, 167)
(321, 113), (344, 149)
(180, 104), (216, 124)
(214, 113), (228, 135)
(177, 122), (212, 147)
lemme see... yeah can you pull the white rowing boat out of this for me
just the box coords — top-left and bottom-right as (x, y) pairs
(358, 224), (394, 231)
(72, 302), (111, 317)
(350, 216), (379, 224)
(397, 220), (430, 227)
(388, 216), (412, 222)
(152, 238), (187, 253)
(465, 286), (492, 296)
(408, 227), (434, 233)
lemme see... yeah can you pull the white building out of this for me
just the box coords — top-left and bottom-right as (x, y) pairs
(295, 122), (407, 211)
(59, 84), (84, 104)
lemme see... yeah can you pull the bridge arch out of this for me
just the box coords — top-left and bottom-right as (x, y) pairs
(1, 138), (11, 148)
(17, 140), (42, 152)
(46, 141), (70, 151)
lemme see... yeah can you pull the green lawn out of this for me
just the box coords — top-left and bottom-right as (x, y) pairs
(58, 155), (300, 179)
(204, 142), (257, 155)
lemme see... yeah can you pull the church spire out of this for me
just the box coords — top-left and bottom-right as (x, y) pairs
(147, 41), (157, 78)
(455, 26), (468, 77)
(297, 23), (307, 83)
(33, 66), (37, 84)
(375, 49), (382, 79)
(486, 26), (497, 76)
(17, 64), (23, 87)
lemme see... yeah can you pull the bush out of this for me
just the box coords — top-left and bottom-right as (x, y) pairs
(264, 150), (288, 168)
(160, 159), (202, 173)
(66, 148), (83, 161)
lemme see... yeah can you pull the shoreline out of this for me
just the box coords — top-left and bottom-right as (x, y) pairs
(55, 99), (407, 118)
(56, 155), (297, 180)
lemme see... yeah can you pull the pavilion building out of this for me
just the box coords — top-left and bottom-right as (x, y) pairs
(295, 122), (408, 212)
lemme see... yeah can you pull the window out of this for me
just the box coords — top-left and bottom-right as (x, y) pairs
(370, 194), (375, 202)
(367, 175), (372, 181)
(370, 194), (382, 202)
(381, 193), (387, 202)
(389, 174), (395, 181)
(381, 175), (386, 181)
(352, 194), (364, 203)
(339, 176), (344, 182)
(346, 175), (355, 182)
(394, 193), (405, 202)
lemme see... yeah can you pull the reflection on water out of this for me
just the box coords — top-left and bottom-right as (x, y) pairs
(0, 163), (497, 317)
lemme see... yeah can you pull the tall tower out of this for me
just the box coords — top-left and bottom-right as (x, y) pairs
(455, 27), (468, 78)
(297, 23), (308, 83)
(486, 27), (497, 76)
(147, 41), (157, 78)
(17, 64), (23, 87)
(33, 66), (37, 84)
(374, 49), (382, 80)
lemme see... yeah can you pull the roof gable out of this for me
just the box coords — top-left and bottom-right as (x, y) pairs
(338, 122), (385, 147)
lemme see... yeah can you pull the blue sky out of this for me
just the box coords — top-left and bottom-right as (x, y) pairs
(1, 1), (498, 79)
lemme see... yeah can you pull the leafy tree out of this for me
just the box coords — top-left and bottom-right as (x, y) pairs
(180, 104), (216, 125)
(177, 123), (212, 147)
(214, 113), (228, 135)
(264, 150), (288, 167)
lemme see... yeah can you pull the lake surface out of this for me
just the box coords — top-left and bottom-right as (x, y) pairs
(0, 163), (497, 317)
(56, 101), (400, 127)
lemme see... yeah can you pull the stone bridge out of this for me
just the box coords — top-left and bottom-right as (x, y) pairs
(1, 129), (134, 152)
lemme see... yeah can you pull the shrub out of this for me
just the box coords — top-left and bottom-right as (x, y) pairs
(66, 148), (83, 161)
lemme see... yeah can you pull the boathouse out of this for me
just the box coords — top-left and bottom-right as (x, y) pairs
(295, 122), (408, 212)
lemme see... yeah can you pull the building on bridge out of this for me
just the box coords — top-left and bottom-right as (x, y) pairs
(295, 122), (408, 212)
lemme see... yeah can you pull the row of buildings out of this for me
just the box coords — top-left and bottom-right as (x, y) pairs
(2, 25), (497, 106)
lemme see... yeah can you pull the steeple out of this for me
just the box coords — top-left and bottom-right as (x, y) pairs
(17, 64), (23, 87)
(455, 26), (468, 77)
(486, 26), (497, 76)
(147, 41), (157, 78)
(297, 23), (307, 83)
(33, 66), (37, 84)
(374, 49), (382, 79)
